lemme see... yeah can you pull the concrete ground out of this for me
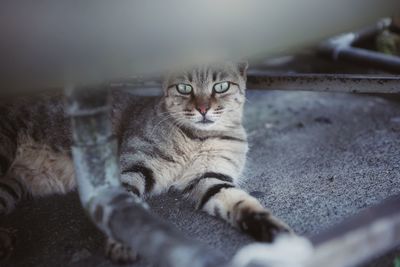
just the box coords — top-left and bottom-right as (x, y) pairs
(1, 54), (400, 267)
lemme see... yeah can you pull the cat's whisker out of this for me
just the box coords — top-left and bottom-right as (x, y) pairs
(148, 114), (178, 139)
(166, 118), (187, 140)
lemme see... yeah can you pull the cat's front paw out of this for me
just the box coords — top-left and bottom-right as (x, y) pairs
(238, 210), (291, 242)
(105, 239), (138, 264)
(0, 228), (16, 261)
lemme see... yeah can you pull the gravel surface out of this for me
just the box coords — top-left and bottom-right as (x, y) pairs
(1, 88), (400, 267)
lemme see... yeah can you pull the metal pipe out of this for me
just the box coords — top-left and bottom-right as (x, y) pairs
(64, 86), (120, 204)
(228, 195), (400, 267)
(307, 194), (400, 267)
(64, 86), (225, 267)
(335, 47), (400, 73)
(318, 18), (400, 74)
(247, 71), (400, 93)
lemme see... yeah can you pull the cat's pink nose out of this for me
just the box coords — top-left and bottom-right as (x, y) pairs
(196, 105), (209, 115)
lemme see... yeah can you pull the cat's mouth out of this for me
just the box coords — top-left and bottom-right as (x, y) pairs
(196, 118), (214, 124)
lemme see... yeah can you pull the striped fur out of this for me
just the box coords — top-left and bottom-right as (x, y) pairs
(0, 62), (291, 262)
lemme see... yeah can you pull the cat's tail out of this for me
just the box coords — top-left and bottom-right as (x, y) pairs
(0, 173), (23, 261)
(0, 130), (21, 215)
(0, 174), (27, 215)
(0, 171), (26, 260)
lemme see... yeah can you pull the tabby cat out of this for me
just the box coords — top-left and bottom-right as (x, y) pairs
(0, 62), (291, 262)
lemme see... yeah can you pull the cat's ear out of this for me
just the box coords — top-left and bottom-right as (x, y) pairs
(237, 61), (249, 77)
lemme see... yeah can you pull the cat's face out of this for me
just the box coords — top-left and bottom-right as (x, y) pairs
(163, 62), (248, 131)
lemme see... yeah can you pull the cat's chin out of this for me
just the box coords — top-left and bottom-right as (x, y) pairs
(192, 121), (216, 130)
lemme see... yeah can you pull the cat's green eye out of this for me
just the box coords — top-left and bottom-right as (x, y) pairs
(213, 81), (230, 93)
(176, 84), (193, 95)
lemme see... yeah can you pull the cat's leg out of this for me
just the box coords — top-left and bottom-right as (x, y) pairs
(182, 172), (291, 242)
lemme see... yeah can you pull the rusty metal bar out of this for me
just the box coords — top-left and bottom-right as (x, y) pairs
(246, 71), (400, 94)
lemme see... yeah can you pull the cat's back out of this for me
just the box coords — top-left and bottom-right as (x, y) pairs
(0, 91), (70, 150)
(0, 90), (162, 149)
(111, 90), (163, 140)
